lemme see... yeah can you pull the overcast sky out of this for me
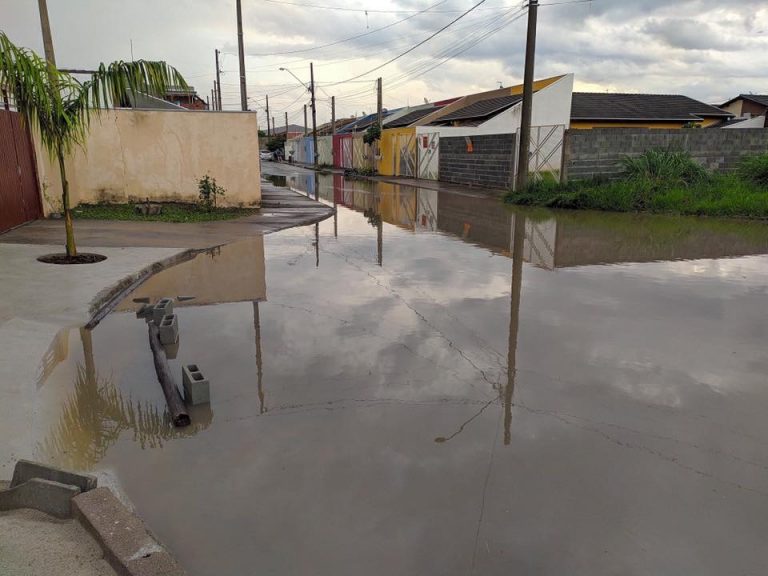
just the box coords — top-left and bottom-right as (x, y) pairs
(3, 0), (768, 126)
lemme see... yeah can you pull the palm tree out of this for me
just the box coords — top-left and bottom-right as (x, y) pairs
(0, 32), (187, 258)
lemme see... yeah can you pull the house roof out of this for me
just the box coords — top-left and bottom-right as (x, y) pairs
(720, 94), (768, 108)
(386, 107), (439, 128)
(429, 94), (523, 126)
(571, 93), (732, 122)
(271, 124), (305, 135)
(337, 111), (397, 133)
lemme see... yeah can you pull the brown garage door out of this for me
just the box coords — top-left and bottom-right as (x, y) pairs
(0, 110), (43, 233)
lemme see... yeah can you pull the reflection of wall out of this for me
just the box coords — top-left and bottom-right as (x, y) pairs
(114, 237), (266, 310)
(35, 109), (261, 214)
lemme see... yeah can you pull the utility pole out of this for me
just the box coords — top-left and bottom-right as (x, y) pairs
(37, 0), (56, 66)
(515, 0), (539, 191)
(304, 105), (308, 136)
(376, 77), (383, 129)
(215, 49), (223, 111)
(213, 80), (219, 111)
(310, 62), (318, 167)
(331, 95), (336, 135)
(206, 94), (210, 110)
(211, 89), (215, 110)
(266, 94), (271, 136)
(236, 0), (248, 111)
(285, 111), (288, 147)
(272, 116), (275, 137)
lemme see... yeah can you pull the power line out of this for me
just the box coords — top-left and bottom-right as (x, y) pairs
(245, 0), (452, 56)
(260, 0), (502, 13)
(325, 0), (490, 86)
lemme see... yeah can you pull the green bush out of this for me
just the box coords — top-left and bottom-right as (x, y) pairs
(198, 174), (226, 212)
(738, 153), (768, 187)
(621, 149), (708, 187)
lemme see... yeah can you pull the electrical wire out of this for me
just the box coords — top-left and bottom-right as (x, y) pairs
(324, 0), (489, 86)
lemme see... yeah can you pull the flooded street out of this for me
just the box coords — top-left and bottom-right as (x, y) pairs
(36, 167), (768, 575)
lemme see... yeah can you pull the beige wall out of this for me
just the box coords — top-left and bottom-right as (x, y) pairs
(36, 109), (261, 214)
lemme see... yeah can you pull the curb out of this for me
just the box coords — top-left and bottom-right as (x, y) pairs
(73, 487), (186, 576)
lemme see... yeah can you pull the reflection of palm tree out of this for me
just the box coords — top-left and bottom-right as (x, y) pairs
(38, 328), (211, 471)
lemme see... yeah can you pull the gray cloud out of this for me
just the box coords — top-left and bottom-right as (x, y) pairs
(3, 0), (768, 122)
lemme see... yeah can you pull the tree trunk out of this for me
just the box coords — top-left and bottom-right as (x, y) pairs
(57, 145), (77, 257)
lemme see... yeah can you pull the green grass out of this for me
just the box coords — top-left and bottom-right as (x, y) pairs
(72, 202), (258, 223)
(506, 151), (768, 220)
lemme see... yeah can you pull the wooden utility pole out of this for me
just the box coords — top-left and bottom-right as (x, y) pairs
(376, 77), (383, 128)
(331, 95), (336, 135)
(310, 62), (318, 167)
(37, 0), (56, 66)
(236, 0), (248, 111)
(215, 49), (223, 111)
(266, 94), (271, 136)
(515, 0), (539, 191)
(304, 105), (308, 136)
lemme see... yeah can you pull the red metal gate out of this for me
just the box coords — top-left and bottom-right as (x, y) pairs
(0, 110), (43, 233)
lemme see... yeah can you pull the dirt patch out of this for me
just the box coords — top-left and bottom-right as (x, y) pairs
(37, 253), (108, 265)
(0, 508), (116, 576)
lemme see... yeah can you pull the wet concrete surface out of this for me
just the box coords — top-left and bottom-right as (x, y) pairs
(0, 180), (333, 248)
(33, 166), (768, 575)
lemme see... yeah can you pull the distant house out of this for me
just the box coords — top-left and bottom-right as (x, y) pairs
(163, 86), (207, 110)
(718, 95), (768, 128)
(571, 93), (732, 129)
(269, 124), (305, 140)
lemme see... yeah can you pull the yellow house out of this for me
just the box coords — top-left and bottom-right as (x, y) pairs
(570, 93), (732, 129)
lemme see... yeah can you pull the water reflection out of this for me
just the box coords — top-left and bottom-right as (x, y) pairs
(35, 170), (768, 576)
(40, 328), (212, 471)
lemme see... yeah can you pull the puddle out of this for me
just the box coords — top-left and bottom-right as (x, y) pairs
(35, 170), (768, 575)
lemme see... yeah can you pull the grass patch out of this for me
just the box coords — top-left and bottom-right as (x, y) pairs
(73, 202), (258, 223)
(506, 151), (768, 220)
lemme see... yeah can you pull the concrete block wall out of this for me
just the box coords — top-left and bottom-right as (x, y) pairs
(564, 128), (768, 181)
(439, 134), (517, 189)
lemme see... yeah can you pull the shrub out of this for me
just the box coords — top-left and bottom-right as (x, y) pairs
(197, 174), (226, 212)
(622, 149), (708, 187)
(738, 153), (768, 187)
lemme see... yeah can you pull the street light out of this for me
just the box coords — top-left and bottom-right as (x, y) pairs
(279, 65), (318, 168)
(279, 67), (309, 91)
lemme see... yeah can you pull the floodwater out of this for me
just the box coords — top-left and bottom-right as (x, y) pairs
(36, 168), (768, 575)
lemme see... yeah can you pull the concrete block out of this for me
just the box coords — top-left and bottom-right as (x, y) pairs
(136, 304), (153, 320)
(158, 314), (179, 345)
(0, 478), (80, 519)
(11, 459), (97, 492)
(73, 487), (186, 576)
(151, 298), (174, 324)
(182, 364), (210, 405)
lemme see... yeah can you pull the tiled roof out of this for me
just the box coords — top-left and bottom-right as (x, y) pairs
(572, 93), (732, 121)
(739, 94), (768, 107)
(386, 107), (438, 128)
(431, 95), (523, 124)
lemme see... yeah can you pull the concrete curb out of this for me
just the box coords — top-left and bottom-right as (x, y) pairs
(73, 487), (185, 576)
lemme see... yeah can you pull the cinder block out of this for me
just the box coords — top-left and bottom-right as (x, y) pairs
(11, 459), (97, 492)
(151, 298), (174, 324)
(182, 364), (210, 405)
(158, 314), (179, 345)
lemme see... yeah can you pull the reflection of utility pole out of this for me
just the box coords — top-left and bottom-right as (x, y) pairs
(377, 206), (383, 267)
(315, 222), (320, 267)
(253, 302), (265, 414)
(515, 0), (539, 190)
(504, 212), (526, 445)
